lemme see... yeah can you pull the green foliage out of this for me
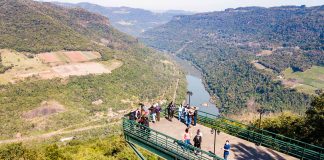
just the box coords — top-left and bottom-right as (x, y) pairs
(0, 143), (41, 160)
(253, 94), (324, 147)
(304, 94), (324, 146)
(0, 135), (160, 159)
(0, 0), (185, 140)
(141, 5), (324, 114)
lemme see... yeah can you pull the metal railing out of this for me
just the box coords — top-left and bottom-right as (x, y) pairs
(123, 118), (223, 160)
(192, 110), (324, 160)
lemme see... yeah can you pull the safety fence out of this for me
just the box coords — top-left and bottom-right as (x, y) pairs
(171, 109), (324, 160)
(123, 118), (223, 160)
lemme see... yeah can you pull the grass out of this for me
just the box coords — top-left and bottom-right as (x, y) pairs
(282, 66), (324, 94)
(0, 49), (50, 84)
(0, 50), (124, 84)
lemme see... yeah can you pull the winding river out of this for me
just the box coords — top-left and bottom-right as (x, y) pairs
(172, 55), (219, 115)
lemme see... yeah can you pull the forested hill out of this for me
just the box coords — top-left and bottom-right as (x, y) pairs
(0, 0), (137, 53)
(0, 0), (185, 143)
(141, 5), (324, 114)
(54, 2), (193, 37)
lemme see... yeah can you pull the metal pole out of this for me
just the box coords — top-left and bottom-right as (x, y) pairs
(189, 94), (191, 107)
(258, 112), (262, 130)
(214, 129), (216, 154)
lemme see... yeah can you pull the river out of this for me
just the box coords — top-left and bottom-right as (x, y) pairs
(172, 55), (219, 115)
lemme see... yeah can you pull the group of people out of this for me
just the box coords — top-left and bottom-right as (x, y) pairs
(166, 102), (198, 127)
(129, 101), (231, 160)
(182, 128), (203, 155)
(129, 103), (162, 127)
(182, 127), (231, 159)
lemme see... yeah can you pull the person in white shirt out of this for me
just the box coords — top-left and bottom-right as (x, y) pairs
(178, 104), (184, 121)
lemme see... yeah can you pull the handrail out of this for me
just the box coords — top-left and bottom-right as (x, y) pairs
(194, 110), (324, 160)
(131, 104), (323, 159)
(122, 118), (223, 160)
(198, 110), (324, 150)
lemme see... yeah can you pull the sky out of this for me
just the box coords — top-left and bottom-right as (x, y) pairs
(43, 0), (324, 12)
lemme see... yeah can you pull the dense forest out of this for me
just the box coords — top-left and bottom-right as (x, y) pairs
(141, 5), (324, 114)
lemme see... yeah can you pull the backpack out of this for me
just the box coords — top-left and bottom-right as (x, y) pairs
(129, 111), (136, 120)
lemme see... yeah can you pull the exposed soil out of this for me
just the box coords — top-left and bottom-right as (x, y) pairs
(64, 51), (88, 62)
(256, 50), (273, 56)
(52, 62), (111, 77)
(22, 100), (65, 119)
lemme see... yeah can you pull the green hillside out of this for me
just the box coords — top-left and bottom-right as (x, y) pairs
(141, 5), (324, 114)
(0, 0), (186, 142)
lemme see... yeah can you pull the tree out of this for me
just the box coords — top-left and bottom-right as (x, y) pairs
(304, 94), (324, 146)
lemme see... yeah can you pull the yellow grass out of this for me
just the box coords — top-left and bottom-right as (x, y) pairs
(0, 49), (50, 84)
(0, 50), (123, 84)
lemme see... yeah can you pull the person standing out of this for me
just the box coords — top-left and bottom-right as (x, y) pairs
(167, 102), (173, 120)
(155, 103), (161, 122)
(193, 107), (198, 126)
(184, 106), (189, 126)
(170, 103), (175, 120)
(183, 128), (191, 145)
(223, 140), (231, 160)
(187, 107), (193, 127)
(193, 129), (202, 155)
(149, 105), (157, 123)
(178, 104), (184, 121)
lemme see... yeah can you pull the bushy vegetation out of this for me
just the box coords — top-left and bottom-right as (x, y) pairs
(253, 94), (324, 147)
(141, 5), (324, 114)
(0, 134), (161, 160)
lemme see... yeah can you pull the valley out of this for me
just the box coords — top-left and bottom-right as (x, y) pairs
(0, 0), (186, 142)
(0, 0), (323, 159)
(142, 5), (324, 114)
(54, 2), (193, 37)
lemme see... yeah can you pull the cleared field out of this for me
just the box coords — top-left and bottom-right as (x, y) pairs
(256, 50), (273, 56)
(251, 60), (273, 72)
(0, 50), (121, 84)
(38, 51), (101, 64)
(282, 66), (324, 94)
(0, 49), (51, 84)
(52, 62), (111, 77)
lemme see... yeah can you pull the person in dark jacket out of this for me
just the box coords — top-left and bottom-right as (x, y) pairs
(193, 107), (198, 126)
(167, 102), (175, 121)
(193, 129), (202, 155)
(155, 103), (161, 122)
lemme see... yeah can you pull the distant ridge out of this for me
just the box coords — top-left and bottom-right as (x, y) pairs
(53, 2), (193, 37)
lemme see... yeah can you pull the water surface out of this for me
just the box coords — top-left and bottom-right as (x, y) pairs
(186, 75), (219, 115)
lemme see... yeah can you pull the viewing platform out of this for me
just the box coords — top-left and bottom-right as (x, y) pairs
(123, 109), (324, 160)
(151, 118), (296, 159)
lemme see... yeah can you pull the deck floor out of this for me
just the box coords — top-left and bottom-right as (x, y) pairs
(150, 118), (297, 160)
